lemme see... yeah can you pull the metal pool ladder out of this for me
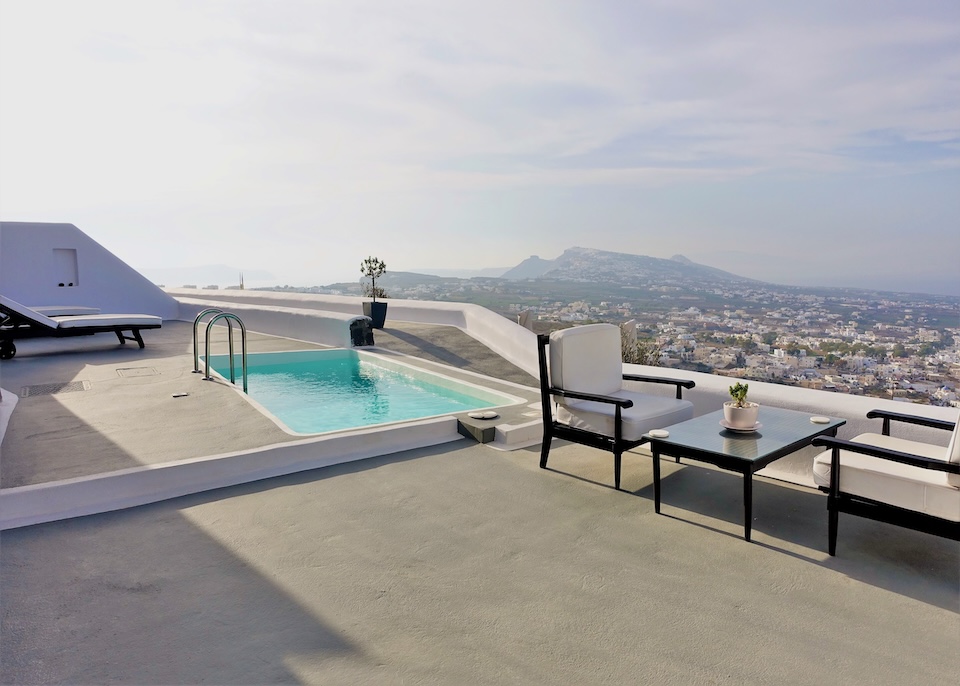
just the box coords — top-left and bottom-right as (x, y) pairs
(192, 308), (223, 373)
(192, 309), (248, 393)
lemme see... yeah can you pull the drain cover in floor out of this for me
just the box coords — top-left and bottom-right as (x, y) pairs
(116, 367), (159, 378)
(20, 380), (92, 398)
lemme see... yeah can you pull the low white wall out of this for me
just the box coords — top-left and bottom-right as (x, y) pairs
(624, 363), (959, 447)
(177, 297), (369, 349)
(167, 289), (541, 376)
(1, 417), (462, 530)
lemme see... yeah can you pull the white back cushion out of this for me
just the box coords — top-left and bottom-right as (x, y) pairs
(0, 294), (58, 328)
(947, 409), (960, 464)
(549, 324), (623, 397)
(943, 409), (960, 488)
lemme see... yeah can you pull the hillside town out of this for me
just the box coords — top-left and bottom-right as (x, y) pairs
(510, 291), (960, 407)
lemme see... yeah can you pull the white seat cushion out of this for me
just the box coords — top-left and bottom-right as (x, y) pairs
(556, 389), (694, 443)
(813, 433), (960, 522)
(53, 314), (161, 329)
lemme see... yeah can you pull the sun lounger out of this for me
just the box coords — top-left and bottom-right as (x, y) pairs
(0, 295), (161, 359)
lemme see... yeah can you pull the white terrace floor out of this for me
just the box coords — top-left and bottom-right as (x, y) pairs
(1, 323), (958, 685)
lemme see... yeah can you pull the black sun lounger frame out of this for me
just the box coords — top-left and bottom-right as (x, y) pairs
(0, 299), (162, 359)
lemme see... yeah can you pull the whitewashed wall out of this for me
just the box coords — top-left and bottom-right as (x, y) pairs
(177, 296), (370, 349)
(0, 222), (178, 318)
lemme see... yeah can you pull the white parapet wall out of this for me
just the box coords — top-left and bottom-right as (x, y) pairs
(622, 363), (958, 445)
(167, 288), (541, 376)
(167, 288), (959, 450)
(621, 362), (959, 485)
(177, 296), (371, 349)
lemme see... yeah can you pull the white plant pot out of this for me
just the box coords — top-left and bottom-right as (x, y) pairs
(723, 401), (760, 429)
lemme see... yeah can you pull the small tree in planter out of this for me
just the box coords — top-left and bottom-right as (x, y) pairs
(360, 256), (388, 328)
(723, 381), (759, 429)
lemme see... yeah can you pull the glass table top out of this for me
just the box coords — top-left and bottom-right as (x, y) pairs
(646, 406), (846, 463)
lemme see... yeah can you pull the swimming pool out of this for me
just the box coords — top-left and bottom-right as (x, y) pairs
(204, 349), (521, 434)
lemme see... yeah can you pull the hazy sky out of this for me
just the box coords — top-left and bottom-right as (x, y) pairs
(2, 1), (958, 294)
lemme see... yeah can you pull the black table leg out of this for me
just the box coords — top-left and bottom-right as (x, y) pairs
(743, 471), (753, 542)
(653, 450), (662, 514)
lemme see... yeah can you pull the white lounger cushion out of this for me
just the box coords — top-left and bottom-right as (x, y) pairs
(1, 295), (158, 330)
(813, 433), (960, 522)
(53, 314), (161, 329)
(557, 391), (694, 442)
(1, 295), (58, 327)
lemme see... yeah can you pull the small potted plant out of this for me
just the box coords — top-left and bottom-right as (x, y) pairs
(360, 256), (388, 328)
(724, 381), (759, 429)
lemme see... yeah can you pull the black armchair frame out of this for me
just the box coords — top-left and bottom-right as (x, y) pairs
(812, 409), (960, 555)
(537, 333), (695, 489)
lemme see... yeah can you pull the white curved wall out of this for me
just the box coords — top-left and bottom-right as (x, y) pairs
(177, 297), (369, 349)
(0, 222), (178, 318)
(167, 288), (541, 376)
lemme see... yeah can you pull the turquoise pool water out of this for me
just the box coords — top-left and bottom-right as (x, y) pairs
(205, 349), (510, 434)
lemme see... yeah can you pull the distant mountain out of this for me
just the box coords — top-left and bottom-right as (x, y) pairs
(308, 245), (959, 308)
(137, 264), (275, 288)
(319, 246), (766, 294)
(501, 255), (558, 280)
(501, 247), (755, 285)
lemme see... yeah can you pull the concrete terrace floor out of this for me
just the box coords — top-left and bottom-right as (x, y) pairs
(0, 321), (539, 487)
(1, 321), (958, 685)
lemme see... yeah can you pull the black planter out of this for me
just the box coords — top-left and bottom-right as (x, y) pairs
(363, 301), (388, 329)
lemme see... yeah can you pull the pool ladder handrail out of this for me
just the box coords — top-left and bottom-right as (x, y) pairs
(199, 312), (249, 394)
(192, 308), (224, 373)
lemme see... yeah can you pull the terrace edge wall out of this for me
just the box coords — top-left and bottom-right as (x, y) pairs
(167, 288), (957, 448)
(167, 288), (540, 377)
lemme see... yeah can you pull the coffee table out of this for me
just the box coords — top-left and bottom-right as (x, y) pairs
(644, 406), (845, 541)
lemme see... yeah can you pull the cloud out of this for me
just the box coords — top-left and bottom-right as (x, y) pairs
(6, 1), (956, 191)
(1, 1), (957, 292)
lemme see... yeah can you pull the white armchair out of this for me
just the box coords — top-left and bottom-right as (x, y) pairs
(537, 324), (695, 489)
(812, 409), (960, 555)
